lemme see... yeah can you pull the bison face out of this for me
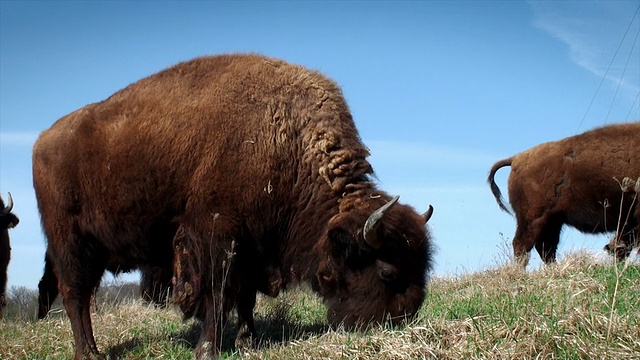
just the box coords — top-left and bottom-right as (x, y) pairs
(0, 192), (19, 230)
(315, 196), (432, 329)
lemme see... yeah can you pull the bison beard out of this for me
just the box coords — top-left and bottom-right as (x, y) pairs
(32, 54), (434, 360)
(488, 122), (640, 266)
(0, 193), (19, 319)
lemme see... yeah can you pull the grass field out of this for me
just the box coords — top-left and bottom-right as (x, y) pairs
(1, 252), (639, 359)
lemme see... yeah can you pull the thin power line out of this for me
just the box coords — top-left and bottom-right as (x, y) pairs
(577, 2), (640, 132)
(605, 17), (640, 123)
(625, 91), (640, 121)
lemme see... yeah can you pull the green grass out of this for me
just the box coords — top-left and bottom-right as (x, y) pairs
(1, 252), (639, 359)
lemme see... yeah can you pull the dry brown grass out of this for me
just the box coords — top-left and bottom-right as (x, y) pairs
(1, 252), (638, 359)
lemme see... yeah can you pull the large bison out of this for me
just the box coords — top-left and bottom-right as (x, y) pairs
(488, 122), (640, 266)
(0, 192), (19, 318)
(32, 53), (434, 359)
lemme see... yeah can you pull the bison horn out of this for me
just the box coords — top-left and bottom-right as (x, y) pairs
(422, 205), (434, 224)
(363, 195), (399, 249)
(2, 192), (13, 214)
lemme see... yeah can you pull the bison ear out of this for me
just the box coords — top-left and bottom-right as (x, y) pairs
(328, 226), (355, 246)
(328, 226), (365, 261)
(328, 226), (376, 272)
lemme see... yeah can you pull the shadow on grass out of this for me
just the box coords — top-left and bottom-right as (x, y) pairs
(252, 316), (330, 350)
(104, 315), (330, 358)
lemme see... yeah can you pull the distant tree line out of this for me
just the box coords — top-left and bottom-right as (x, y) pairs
(2, 281), (142, 321)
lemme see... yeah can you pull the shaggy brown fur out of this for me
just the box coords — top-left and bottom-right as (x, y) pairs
(32, 54), (434, 360)
(488, 122), (640, 266)
(0, 193), (19, 318)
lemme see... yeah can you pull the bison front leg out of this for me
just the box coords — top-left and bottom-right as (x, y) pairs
(174, 225), (242, 358)
(235, 283), (258, 349)
(194, 284), (238, 360)
(605, 232), (635, 261)
(607, 204), (640, 260)
(234, 260), (282, 348)
(194, 295), (227, 360)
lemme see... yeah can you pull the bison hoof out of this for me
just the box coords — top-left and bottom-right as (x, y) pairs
(605, 243), (631, 260)
(76, 353), (105, 360)
(615, 248), (631, 261)
(234, 335), (255, 350)
(235, 329), (257, 349)
(194, 341), (217, 360)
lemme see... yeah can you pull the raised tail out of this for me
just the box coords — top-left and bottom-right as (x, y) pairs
(487, 157), (513, 215)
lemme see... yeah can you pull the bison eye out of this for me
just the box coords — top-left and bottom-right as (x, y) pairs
(376, 260), (398, 282)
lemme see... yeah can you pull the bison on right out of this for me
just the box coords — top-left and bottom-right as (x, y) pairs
(488, 122), (640, 266)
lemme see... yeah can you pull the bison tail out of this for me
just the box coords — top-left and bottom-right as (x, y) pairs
(487, 157), (513, 215)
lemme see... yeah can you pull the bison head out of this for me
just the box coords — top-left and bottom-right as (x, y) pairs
(314, 195), (433, 328)
(0, 192), (19, 229)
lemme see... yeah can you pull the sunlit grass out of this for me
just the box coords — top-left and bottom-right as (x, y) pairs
(1, 252), (639, 359)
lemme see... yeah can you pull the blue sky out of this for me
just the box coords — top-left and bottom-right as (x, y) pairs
(1, 1), (638, 289)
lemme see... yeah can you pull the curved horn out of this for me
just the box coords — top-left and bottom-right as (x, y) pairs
(363, 195), (399, 249)
(422, 205), (434, 224)
(2, 192), (13, 215)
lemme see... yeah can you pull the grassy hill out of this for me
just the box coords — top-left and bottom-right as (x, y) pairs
(1, 252), (639, 359)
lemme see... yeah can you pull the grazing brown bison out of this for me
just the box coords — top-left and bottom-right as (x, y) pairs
(32, 53), (434, 359)
(37, 252), (173, 319)
(0, 192), (19, 318)
(488, 122), (640, 266)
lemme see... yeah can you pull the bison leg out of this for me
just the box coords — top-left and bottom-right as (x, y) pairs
(0, 271), (6, 319)
(634, 205), (640, 253)
(0, 231), (9, 319)
(534, 217), (562, 264)
(59, 282), (104, 360)
(512, 213), (550, 267)
(38, 252), (59, 319)
(234, 254), (283, 348)
(195, 290), (236, 360)
(235, 281), (258, 348)
(53, 233), (107, 360)
(606, 232), (635, 261)
(604, 205), (639, 261)
(140, 265), (172, 307)
(174, 221), (242, 359)
(512, 226), (536, 267)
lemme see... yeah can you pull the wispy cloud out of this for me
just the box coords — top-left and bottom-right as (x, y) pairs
(0, 131), (39, 147)
(529, 1), (640, 98)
